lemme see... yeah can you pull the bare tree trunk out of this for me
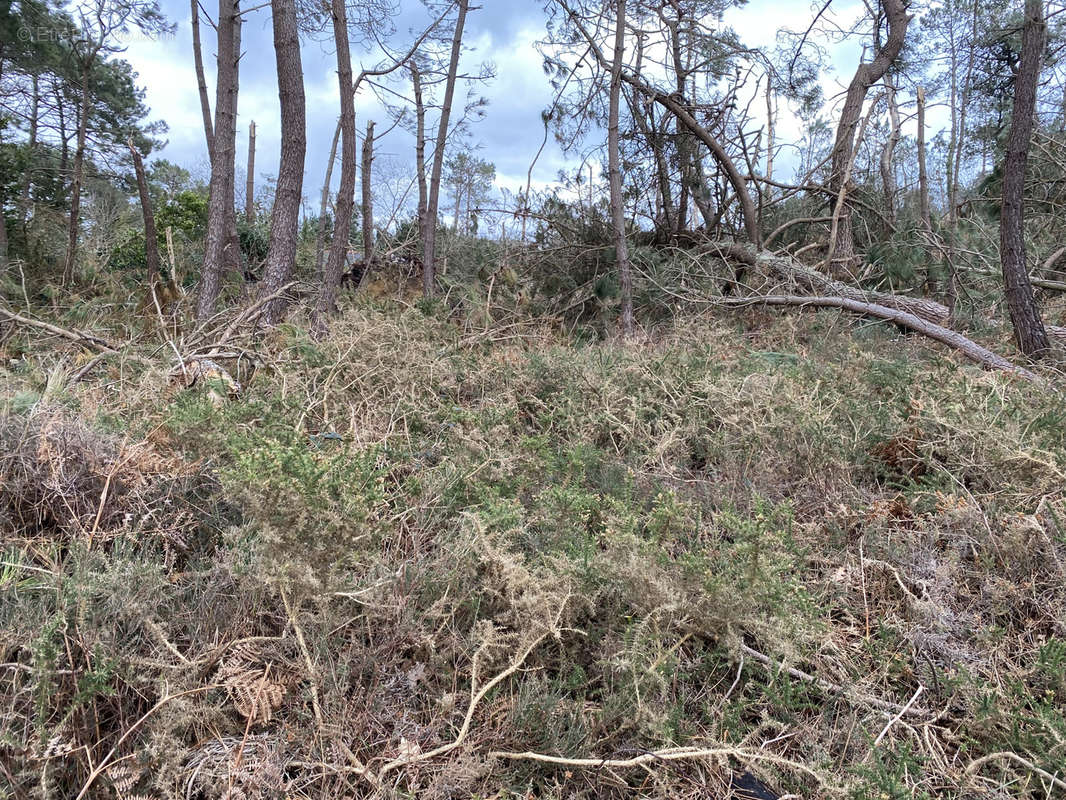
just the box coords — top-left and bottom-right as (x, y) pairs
(764, 70), (775, 191)
(423, 0), (469, 297)
(827, 0), (909, 274)
(950, 0), (981, 226)
(314, 121), (341, 278)
(361, 119), (375, 268)
(1000, 0), (1051, 357)
(18, 74), (39, 236)
(197, 0), (241, 319)
(608, 0), (633, 336)
(314, 0), (357, 326)
(128, 139), (162, 289)
(411, 61), (428, 253)
(245, 120), (256, 223)
(224, 18), (243, 276)
(259, 0), (305, 326)
(916, 86), (935, 294)
(63, 61), (92, 284)
(879, 77), (900, 232)
(191, 0), (214, 157)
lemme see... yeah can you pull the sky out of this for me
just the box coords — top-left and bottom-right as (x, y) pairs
(118, 0), (882, 219)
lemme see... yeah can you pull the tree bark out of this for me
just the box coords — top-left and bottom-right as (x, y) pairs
(999, 0), (1051, 357)
(314, 0), (357, 326)
(916, 86), (935, 294)
(63, 60), (93, 284)
(18, 74), (39, 237)
(128, 138), (162, 289)
(259, 0), (305, 326)
(827, 0), (909, 273)
(361, 119), (375, 268)
(197, 0), (241, 319)
(245, 120), (256, 222)
(608, 0), (633, 335)
(721, 244), (951, 325)
(879, 78), (900, 232)
(423, 0), (469, 297)
(411, 61), (429, 255)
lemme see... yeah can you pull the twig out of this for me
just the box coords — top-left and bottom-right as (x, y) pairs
(872, 685), (924, 748)
(281, 588), (323, 727)
(70, 353), (106, 383)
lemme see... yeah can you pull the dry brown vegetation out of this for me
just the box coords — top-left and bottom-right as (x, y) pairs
(1, 284), (1065, 799)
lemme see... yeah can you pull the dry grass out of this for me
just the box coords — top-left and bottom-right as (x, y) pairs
(1, 292), (1064, 799)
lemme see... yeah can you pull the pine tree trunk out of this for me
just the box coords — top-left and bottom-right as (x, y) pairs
(608, 0), (633, 336)
(916, 86), (935, 295)
(411, 62), (428, 255)
(245, 120), (256, 223)
(879, 78), (900, 232)
(361, 120), (375, 268)
(259, 0), (306, 326)
(191, 0), (214, 157)
(314, 0), (357, 327)
(197, 0), (241, 319)
(423, 0), (469, 298)
(128, 139), (162, 289)
(18, 74), (39, 237)
(1000, 0), (1051, 357)
(63, 61), (92, 284)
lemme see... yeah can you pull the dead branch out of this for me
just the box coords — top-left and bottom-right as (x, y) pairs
(0, 305), (148, 364)
(489, 745), (827, 785)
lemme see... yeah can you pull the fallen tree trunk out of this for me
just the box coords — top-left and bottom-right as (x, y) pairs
(1, 305), (128, 356)
(720, 244), (950, 324)
(717, 293), (1039, 382)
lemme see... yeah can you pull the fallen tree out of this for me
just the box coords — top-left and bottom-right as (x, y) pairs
(717, 294), (1039, 382)
(718, 244), (950, 324)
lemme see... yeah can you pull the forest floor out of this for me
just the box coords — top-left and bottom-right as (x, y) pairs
(2, 290), (1065, 799)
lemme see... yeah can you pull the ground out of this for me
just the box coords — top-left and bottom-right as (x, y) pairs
(1, 297), (1064, 799)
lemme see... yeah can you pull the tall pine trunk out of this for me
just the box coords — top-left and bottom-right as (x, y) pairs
(361, 120), (375, 268)
(245, 120), (256, 223)
(314, 0), (357, 328)
(411, 62), (429, 258)
(1000, 0), (1051, 357)
(62, 61), (92, 284)
(197, 0), (241, 319)
(423, 0), (469, 297)
(259, 0), (306, 326)
(128, 139), (162, 290)
(608, 0), (633, 336)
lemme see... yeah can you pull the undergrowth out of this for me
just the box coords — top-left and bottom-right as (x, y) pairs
(1, 298), (1064, 798)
